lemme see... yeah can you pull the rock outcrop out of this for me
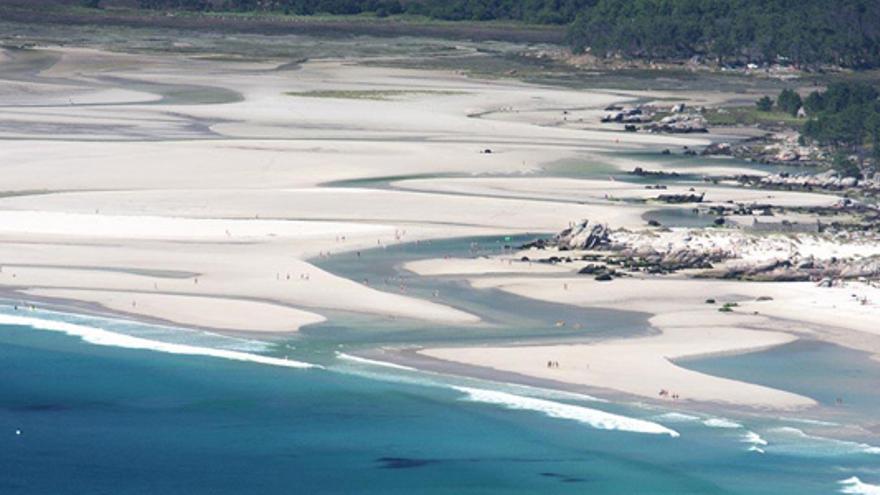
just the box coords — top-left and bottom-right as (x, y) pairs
(644, 114), (708, 133)
(553, 220), (610, 250)
(523, 221), (880, 283)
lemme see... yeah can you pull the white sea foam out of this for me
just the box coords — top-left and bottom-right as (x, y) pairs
(452, 386), (680, 437)
(703, 418), (743, 429)
(777, 416), (840, 427)
(741, 431), (769, 446)
(0, 314), (318, 369)
(502, 384), (605, 404)
(336, 352), (417, 371)
(16, 306), (275, 354)
(748, 445), (766, 454)
(839, 477), (880, 495)
(765, 427), (880, 457)
(333, 352), (605, 404)
(653, 412), (701, 423)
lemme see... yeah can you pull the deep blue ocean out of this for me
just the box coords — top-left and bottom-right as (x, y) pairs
(2, 236), (879, 494)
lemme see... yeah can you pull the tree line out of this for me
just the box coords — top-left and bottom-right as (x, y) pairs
(125, 0), (880, 69)
(133, 0), (594, 22)
(800, 83), (880, 161)
(758, 83), (880, 176)
(566, 0), (880, 69)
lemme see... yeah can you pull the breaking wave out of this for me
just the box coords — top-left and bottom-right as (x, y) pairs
(741, 431), (768, 454)
(452, 386), (680, 437)
(703, 418), (743, 429)
(0, 314), (318, 369)
(839, 477), (880, 495)
(336, 352), (417, 371)
(765, 427), (880, 457)
(653, 412), (701, 423)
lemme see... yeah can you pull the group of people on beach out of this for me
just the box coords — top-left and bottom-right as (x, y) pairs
(658, 389), (680, 400)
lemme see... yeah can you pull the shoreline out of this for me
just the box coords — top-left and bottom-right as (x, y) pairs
(2, 41), (879, 430)
(6, 292), (876, 443)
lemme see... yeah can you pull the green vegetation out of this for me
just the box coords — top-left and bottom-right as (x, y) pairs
(285, 89), (464, 100)
(801, 82), (880, 157)
(129, 0), (880, 69)
(777, 89), (802, 116)
(756, 96), (773, 112)
(567, 0), (880, 69)
(718, 302), (738, 313)
(137, 0), (593, 24)
(831, 152), (862, 178)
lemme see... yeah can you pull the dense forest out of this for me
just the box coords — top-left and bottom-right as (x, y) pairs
(125, 0), (880, 68)
(800, 83), (880, 160)
(566, 0), (880, 69)
(132, 0), (596, 23)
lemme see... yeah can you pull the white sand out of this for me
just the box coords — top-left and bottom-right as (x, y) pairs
(395, 177), (840, 210)
(0, 45), (714, 332)
(422, 326), (810, 409)
(2, 44), (876, 410)
(23, 288), (326, 333)
(417, 272), (880, 408)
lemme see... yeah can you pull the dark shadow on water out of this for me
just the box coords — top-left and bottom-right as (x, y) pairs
(376, 457), (438, 469)
(540, 472), (588, 483)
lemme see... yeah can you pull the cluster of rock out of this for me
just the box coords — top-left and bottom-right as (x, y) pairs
(522, 220), (880, 284)
(704, 202), (773, 217)
(643, 114), (708, 134)
(598, 102), (710, 134)
(521, 221), (727, 278)
(701, 142), (732, 155)
(629, 167), (680, 178)
(706, 256), (880, 282)
(601, 106), (649, 123)
(608, 245), (726, 274)
(703, 132), (824, 165)
(737, 170), (880, 193)
(576, 263), (620, 281)
(762, 133), (822, 163)
(551, 220), (610, 250)
(656, 192), (705, 204)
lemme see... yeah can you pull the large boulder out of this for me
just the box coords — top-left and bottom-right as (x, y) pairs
(554, 220), (610, 250)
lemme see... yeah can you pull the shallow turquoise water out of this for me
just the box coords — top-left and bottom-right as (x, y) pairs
(2, 235), (880, 494)
(2, 315), (879, 494)
(685, 340), (880, 427)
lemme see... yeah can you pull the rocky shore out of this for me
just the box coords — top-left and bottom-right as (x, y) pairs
(521, 220), (880, 284)
(600, 103), (708, 134)
(735, 170), (880, 197)
(702, 131), (825, 166)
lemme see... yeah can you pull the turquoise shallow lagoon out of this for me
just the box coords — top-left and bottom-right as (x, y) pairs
(2, 236), (880, 494)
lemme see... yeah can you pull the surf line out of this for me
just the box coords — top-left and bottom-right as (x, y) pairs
(331, 352), (676, 437)
(0, 313), (319, 369)
(453, 386), (680, 437)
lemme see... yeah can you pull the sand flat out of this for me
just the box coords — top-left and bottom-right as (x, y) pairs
(415, 272), (880, 408)
(0, 44), (714, 331)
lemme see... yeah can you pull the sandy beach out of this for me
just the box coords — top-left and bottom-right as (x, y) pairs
(0, 45), (710, 331)
(2, 42), (877, 414)
(414, 272), (880, 409)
